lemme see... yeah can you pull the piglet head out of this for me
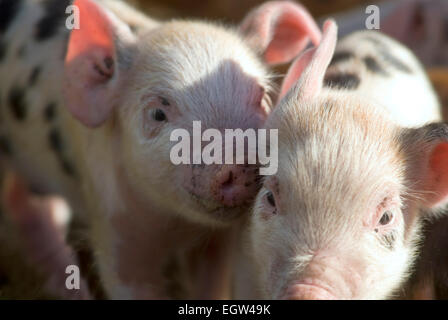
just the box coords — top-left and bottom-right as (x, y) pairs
(63, 0), (320, 225)
(249, 19), (448, 299)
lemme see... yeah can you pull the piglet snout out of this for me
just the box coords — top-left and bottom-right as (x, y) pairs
(283, 283), (337, 300)
(211, 165), (258, 207)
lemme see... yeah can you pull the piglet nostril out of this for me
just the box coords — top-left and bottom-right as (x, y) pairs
(221, 171), (233, 189)
(212, 165), (258, 207)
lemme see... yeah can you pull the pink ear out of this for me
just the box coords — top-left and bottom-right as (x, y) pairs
(64, 0), (133, 128)
(240, 1), (321, 65)
(422, 142), (448, 208)
(279, 19), (337, 101)
(403, 123), (448, 211)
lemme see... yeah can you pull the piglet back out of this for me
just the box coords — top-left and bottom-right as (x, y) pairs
(324, 31), (441, 127)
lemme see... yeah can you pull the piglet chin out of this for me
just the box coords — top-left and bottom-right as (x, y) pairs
(283, 283), (337, 300)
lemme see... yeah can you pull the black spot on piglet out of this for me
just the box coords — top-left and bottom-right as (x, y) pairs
(47, 128), (77, 177)
(0, 0), (22, 34)
(35, 0), (73, 41)
(329, 51), (354, 66)
(8, 86), (27, 121)
(60, 158), (76, 177)
(129, 24), (139, 34)
(363, 56), (388, 76)
(44, 102), (57, 122)
(48, 128), (63, 152)
(380, 50), (412, 74)
(28, 66), (41, 86)
(324, 73), (360, 90)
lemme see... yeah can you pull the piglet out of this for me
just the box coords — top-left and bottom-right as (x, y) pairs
(233, 20), (447, 299)
(331, 0), (448, 67)
(0, 0), (320, 298)
(1, 172), (91, 299)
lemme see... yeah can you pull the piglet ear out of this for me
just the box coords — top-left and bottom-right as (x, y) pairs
(402, 123), (448, 211)
(240, 1), (321, 65)
(279, 19), (337, 101)
(64, 0), (135, 128)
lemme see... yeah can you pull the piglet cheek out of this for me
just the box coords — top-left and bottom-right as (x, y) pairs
(181, 164), (213, 199)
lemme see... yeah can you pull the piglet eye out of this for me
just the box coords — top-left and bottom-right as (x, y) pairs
(152, 109), (167, 122)
(266, 191), (276, 207)
(379, 211), (393, 226)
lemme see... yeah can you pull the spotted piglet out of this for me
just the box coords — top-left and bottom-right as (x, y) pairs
(333, 0), (448, 67)
(0, 0), (321, 298)
(233, 20), (448, 299)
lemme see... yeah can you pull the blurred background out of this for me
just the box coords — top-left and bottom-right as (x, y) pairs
(1, 0), (448, 299)
(131, 0), (384, 22)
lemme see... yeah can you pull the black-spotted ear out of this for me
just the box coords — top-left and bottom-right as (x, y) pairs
(239, 1), (321, 65)
(401, 122), (448, 211)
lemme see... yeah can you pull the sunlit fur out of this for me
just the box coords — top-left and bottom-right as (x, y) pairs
(234, 31), (442, 300)
(114, 21), (272, 225)
(0, 0), (275, 298)
(252, 94), (413, 299)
